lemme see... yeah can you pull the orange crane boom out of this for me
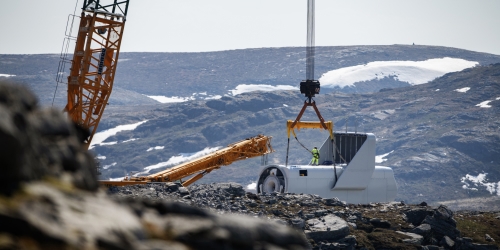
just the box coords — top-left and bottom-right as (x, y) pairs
(65, 0), (129, 149)
(100, 134), (274, 187)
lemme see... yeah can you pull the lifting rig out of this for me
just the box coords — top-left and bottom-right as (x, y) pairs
(286, 0), (334, 166)
(65, 0), (129, 149)
(61, 0), (274, 187)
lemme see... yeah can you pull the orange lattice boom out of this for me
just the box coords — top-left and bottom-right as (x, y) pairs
(100, 135), (274, 187)
(66, 0), (129, 148)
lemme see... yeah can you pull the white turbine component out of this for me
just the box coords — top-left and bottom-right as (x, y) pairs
(262, 175), (281, 193)
(257, 133), (398, 204)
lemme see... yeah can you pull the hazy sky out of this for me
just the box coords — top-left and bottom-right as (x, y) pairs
(0, 0), (499, 55)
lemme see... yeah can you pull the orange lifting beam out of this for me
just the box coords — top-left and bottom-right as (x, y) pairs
(101, 135), (274, 187)
(287, 120), (333, 139)
(285, 100), (334, 166)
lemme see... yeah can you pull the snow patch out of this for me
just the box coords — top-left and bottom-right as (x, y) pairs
(123, 138), (138, 143)
(147, 146), (164, 152)
(103, 162), (117, 170)
(89, 120), (148, 149)
(375, 150), (394, 163)
(245, 182), (257, 193)
(455, 87), (470, 93)
(138, 147), (221, 175)
(475, 97), (500, 108)
(100, 141), (117, 146)
(461, 173), (500, 195)
(229, 84), (298, 96)
(204, 95), (222, 100)
(319, 57), (478, 88)
(96, 155), (106, 160)
(145, 95), (195, 103)
(0, 74), (16, 77)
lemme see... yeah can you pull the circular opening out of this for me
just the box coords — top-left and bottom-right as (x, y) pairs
(258, 167), (285, 194)
(266, 182), (276, 192)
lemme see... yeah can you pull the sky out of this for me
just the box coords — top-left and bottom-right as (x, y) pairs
(0, 0), (499, 55)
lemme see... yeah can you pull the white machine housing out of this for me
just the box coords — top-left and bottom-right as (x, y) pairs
(257, 133), (397, 204)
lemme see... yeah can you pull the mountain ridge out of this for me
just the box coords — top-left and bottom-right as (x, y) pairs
(2, 45), (500, 107)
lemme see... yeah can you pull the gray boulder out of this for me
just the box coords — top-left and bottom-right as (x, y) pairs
(422, 206), (461, 240)
(217, 182), (246, 197)
(397, 231), (424, 245)
(404, 207), (434, 226)
(305, 214), (350, 242)
(440, 235), (455, 249)
(369, 218), (391, 228)
(411, 223), (432, 237)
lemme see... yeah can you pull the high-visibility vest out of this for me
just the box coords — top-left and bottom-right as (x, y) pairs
(312, 149), (319, 158)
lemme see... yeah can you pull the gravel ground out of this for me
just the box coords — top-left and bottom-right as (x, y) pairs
(108, 182), (500, 249)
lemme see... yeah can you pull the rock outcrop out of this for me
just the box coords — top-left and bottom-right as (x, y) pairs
(110, 182), (500, 250)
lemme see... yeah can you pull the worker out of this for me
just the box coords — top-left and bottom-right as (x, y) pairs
(311, 147), (320, 165)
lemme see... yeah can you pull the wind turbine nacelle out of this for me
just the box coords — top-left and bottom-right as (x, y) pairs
(257, 133), (398, 204)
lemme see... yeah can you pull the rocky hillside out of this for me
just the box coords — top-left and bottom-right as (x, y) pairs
(91, 63), (500, 206)
(2, 45), (500, 207)
(1, 78), (499, 250)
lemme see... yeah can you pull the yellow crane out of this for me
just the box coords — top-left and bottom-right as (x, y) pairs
(60, 1), (274, 187)
(100, 135), (274, 187)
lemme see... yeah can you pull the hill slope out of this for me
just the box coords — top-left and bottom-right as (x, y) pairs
(1, 45), (500, 107)
(2, 45), (500, 206)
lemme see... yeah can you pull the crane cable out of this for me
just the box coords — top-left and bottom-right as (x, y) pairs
(291, 129), (312, 154)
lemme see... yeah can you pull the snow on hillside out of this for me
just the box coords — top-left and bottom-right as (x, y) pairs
(476, 97), (500, 108)
(145, 95), (194, 103)
(106, 147), (221, 180)
(376, 150), (394, 164)
(0, 74), (15, 77)
(139, 57), (479, 99)
(89, 120), (148, 149)
(319, 57), (478, 88)
(145, 92), (222, 103)
(147, 146), (164, 152)
(455, 87), (471, 93)
(461, 173), (500, 196)
(137, 147), (221, 175)
(229, 84), (298, 96)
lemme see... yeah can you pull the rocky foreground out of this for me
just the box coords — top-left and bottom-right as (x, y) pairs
(0, 82), (308, 249)
(109, 182), (500, 250)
